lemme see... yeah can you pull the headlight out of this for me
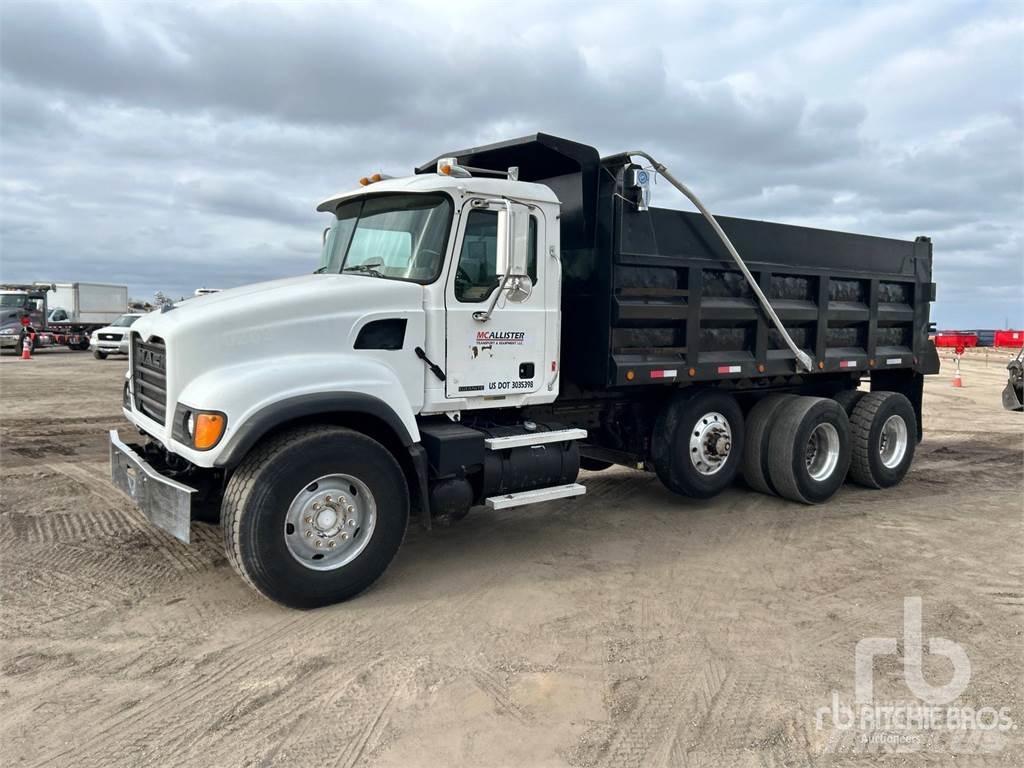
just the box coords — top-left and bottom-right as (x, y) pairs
(0, 328), (15, 335)
(123, 382), (132, 409)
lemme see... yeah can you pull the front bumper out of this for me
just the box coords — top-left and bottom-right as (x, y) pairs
(94, 340), (129, 353)
(109, 430), (195, 543)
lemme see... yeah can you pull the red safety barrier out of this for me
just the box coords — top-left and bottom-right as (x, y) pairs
(993, 330), (1024, 348)
(932, 332), (978, 349)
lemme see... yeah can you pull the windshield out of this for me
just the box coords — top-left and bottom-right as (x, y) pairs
(318, 193), (452, 283)
(111, 314), (141, 327)
(0, 294), (28, 308)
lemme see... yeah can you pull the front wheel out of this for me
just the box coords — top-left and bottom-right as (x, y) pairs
(93, 350), (108, 359)
(222, 426), (409, 609)
(652, 390), (744, 499)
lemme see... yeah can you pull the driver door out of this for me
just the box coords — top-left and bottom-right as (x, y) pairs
(444, 199), (547, 403)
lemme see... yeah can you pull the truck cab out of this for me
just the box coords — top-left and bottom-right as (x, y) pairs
(0, 287), (47, 351)
(109, 133), (938, 609)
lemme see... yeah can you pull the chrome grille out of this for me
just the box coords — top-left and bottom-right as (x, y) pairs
(132, 334), (167, 425)
(99, 332), (123, 341)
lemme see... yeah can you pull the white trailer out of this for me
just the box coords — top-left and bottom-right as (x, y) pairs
(49, 282), (128, 326)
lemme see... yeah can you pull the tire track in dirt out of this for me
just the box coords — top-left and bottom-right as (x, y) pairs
(580, 490), (820, 767)
(32, 546), (516, 768)
(43, 461), (215, 575)
(333, 674), (403, 768)
(240, 572), (516, 768)
(31, 610), (318, 768)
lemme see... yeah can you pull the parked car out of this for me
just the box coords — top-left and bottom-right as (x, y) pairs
(90, 313), (143, 359)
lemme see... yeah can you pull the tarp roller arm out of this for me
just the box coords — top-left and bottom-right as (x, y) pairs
(623, 151), (814, 373)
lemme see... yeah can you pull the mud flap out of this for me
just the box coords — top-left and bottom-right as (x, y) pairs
(109, 430), (195, 543)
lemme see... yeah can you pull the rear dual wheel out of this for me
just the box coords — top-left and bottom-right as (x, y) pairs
(741, 393), (798, 496)
(767, 398), (851, 504)
(848, 391), (916, 489)
(744, 391), (916, 503)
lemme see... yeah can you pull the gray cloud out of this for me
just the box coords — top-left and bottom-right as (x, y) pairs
(1, 0), (1021, 327)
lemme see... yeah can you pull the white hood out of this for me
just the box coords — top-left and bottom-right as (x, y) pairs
(132, 273), (422, 345)
(130, 273), (426, 416)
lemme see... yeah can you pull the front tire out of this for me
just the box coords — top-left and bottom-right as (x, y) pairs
(222, 426), (409, 609)
(93, 350), (108, 359)
(652, 390), (744, 499)
(848, 392), (916, 489)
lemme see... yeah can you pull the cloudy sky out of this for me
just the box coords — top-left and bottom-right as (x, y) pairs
(1, 0), (1021, 327)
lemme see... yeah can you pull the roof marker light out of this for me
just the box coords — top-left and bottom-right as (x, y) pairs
(358, 172), (394, 187)
(437, 157), (472, 178)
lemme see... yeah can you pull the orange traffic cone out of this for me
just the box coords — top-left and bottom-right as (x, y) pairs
(20, 333), (33, 360)
(951, 356), (962, 387)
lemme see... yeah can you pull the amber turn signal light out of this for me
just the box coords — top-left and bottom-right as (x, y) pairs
(193, 412), (226, 450)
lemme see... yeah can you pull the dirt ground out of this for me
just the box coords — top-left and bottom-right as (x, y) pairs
(1, 348), (1021, 767)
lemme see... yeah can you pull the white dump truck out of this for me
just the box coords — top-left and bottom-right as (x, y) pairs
(108, 134), (939, 608)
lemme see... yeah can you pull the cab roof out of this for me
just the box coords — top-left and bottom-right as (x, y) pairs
(316, 174), (560, 215)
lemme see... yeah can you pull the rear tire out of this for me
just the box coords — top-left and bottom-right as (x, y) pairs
(742, 394), (798, 495)
(848, 392), (916, 489)
(222, 426), (409, 609)
(833, 389), (864, 416)
(767, 397), (850, 504)
(652, 390), (744, 499)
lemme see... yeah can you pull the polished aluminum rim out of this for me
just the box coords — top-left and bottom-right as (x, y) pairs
(878, 414), (908, 469)
(689, 411), (733, 476)
(284, 473), (376, 571)
(805, 423), (840, 481)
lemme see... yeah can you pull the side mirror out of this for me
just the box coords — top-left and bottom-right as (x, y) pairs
(475, 201), (533, 321)
(495, 203), (530, 278)
(322, 226), (331, 246)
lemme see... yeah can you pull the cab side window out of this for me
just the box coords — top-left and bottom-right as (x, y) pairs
(454, 210), (538, 303)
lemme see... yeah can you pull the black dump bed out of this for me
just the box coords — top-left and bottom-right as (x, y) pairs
(418, 134), (938, 391)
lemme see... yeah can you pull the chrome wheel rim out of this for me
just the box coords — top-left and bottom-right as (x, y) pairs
(805, 423), (840, 481)
(284, 474), (376, 571)
(689, 411), (733, 476)
(878, 414), (908, 469)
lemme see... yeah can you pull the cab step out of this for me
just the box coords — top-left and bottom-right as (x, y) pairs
(484, 428), (587, 450)
(485, 482), (586, 510)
